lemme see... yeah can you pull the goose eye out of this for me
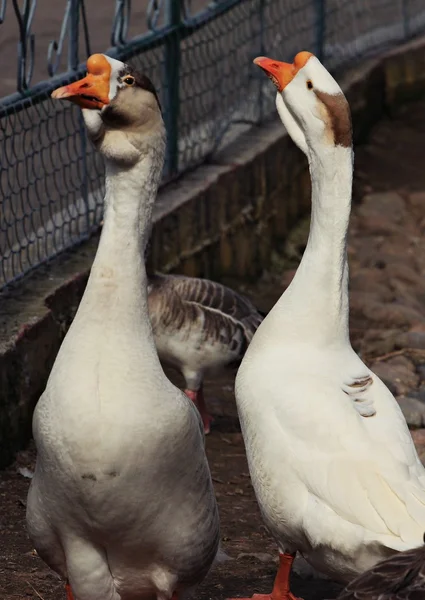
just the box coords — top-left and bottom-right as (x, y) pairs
(123, 76), (135, 86)
(306, 80), (313, 90)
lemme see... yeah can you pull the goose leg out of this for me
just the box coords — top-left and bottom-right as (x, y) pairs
(184, 386), (213, 434)
(66, 582), (74, 600)
(227, 552), (303, 600)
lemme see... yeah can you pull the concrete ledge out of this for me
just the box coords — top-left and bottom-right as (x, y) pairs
(1, 37), (425, 467)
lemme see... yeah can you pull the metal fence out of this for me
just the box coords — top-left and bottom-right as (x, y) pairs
(0, 0), (424, 289)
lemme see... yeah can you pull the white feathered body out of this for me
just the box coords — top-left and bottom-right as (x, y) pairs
(27, 140), (219, 600)
(237, 324), (425, 582)
(235, 108), (425, 584)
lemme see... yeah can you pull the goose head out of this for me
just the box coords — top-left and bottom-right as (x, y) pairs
(52, 54), (164, 166)
(254, 52), (352, 156)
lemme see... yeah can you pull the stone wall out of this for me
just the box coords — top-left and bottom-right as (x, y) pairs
(0, 37), (424, 467)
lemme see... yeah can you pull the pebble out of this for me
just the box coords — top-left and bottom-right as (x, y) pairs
(408, 385), (425, 403)
(371, 356), (419, 397)
(411, 428), (425, 464)
(369, 363), (397, 396)
(359, 328), (403, 358)
(409, 191), (425, 211)
(17, 467), (34, 479)
(357, 192), (407, 224)
(397, 396), (425, 428)
(385, 263), (425, 288)
(237, 552), (275, 563)
(349, 268), (392, 299)
(363, 302), (424, 328)
(356, 214), (399, 236)
(403, 331), (425, 350)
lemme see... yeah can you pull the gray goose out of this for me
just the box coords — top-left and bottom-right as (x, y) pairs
(337, 538), (425, 599)
(27, 53), (219, 600)
(148, 273), (264, 433)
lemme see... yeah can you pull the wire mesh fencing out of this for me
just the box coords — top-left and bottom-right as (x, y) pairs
(0, 0), (424, 289)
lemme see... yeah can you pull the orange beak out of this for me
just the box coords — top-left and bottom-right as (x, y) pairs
(51, 54), (112, 110)
(253, 51), (314, 92)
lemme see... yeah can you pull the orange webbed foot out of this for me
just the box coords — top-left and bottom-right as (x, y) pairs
(226, 553), (303, 600)
(66, 582), (75, 600)
(184, 388), (214, 434)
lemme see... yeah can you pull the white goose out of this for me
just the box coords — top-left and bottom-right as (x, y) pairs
(26, 54), (219, 600)
(232, 51), (425, 600)
(148, 272), (264, 433)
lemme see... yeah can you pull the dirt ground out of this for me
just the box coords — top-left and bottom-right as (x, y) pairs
(1, 98), (425, 600)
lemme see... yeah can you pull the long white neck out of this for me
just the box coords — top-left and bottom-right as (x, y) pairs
(73, 138), (165, 362)
(273, 143), (353, 345)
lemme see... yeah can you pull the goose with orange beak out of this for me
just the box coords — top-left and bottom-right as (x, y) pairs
(53, 54), (260, 435)
(26, 54), (220, 600)
(230, 52), (425, 599)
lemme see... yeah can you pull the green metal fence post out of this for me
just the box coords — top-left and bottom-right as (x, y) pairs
(69, 0), (89, 230)
(258, 0), (265, 123)
(68, 0), (80, 71)
(315, 0), (325, 63)
(164, 0), (181, 178)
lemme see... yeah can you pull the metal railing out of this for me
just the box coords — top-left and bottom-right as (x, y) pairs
(0, 0), (424, 289)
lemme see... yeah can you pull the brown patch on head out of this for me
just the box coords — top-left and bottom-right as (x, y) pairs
(129, 69), (161, 111)
(102, 67), (162, 133)
(314, 90), (352, 148)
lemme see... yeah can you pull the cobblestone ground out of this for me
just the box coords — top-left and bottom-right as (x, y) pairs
(1, 99), (424, 600)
